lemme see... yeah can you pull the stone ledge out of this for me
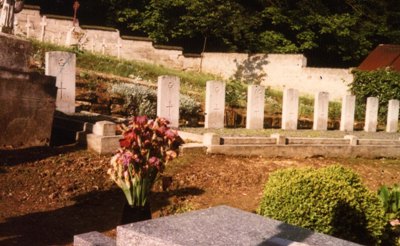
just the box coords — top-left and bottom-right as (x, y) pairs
(86, 134), (121, 155)
(207, 145), (400, 158)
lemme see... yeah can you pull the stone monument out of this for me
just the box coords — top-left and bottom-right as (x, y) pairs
(0, 0), (24, 34)
(0, 11), (57, 149)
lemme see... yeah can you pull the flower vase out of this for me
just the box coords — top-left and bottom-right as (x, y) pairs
(120, 202), (151, 225)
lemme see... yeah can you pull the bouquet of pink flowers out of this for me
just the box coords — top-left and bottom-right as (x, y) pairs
(107, 116), (183, 207)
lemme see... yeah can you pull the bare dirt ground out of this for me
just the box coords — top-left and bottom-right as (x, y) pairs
(1, 145), (400, 245)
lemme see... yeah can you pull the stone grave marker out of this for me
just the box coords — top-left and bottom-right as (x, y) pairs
(282, 88), (299, 130)
(0, 32), (57, 149)
(115, 205), (362, 246)
(313, 91), (329, 131)
(246, 85), (265, 129)
(45, 51), (76, 114)
(157, 76), (180, 128)
(205, 81), (225, 129)
(386, 99), (399, 133)
(340, 95), (356, 131)
(364, 97), (379, 132)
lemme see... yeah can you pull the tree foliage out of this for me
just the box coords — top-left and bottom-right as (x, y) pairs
(26, 0), (400, 66)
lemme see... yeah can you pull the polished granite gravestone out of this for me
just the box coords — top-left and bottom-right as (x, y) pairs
(115, 206), (362, 246)
(0, 32), (57, 149)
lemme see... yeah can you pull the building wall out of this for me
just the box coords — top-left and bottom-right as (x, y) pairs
(14, 5), (353, 100)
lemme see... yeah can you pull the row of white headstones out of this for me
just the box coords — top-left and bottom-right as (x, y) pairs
(46, 51), (399, 132)
(159, 76), (399, 132)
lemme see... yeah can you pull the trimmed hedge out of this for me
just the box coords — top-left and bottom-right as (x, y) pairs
(258, 165), (388, 245)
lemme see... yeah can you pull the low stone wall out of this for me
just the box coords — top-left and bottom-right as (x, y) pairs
(15, 5), (353, 100)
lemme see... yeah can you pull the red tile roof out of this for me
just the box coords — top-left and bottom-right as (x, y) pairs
(358, 44), (400, 71)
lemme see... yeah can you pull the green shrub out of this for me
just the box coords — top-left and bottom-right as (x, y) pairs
(110, 83), (201, 120)
(258, 165), (388, 245)
(378, 184), (400, 221)
(111, 83), (157, 118)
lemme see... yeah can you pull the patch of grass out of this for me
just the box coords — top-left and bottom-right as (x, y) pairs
(31, 40), (218, 100)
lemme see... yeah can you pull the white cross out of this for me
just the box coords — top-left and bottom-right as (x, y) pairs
(57, 32), (62, 45)
(101, 38), (106, 55)
(90, 38), (95, 52)
(166, 100), (174, 116)
(116, 39), (122, 59)
(25, 16), (32, 38)
(39, 16), (47, 42)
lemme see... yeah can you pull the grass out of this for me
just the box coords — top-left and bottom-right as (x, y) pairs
(31, 40), (218, 101)
(32, 40), (374, 123)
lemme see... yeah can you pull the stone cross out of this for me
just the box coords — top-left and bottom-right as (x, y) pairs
(72, 0), (80, 26)
(39, 16), (47, 41)
(116, 39), (122, 59)
(101, 38), (106, 54)
(0, 0), (24, 34)
(24, 15), (31, 38)
(205, 81), (225, 129)
(45, 52), (76, 114)
(89, 38), (94, 52)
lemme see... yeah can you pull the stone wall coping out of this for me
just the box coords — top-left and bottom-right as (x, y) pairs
(23, 4), (41, 10)
(153, 44), (183, 51)
(80, 25), (118, 32)
(121, 35), (152, 42)
(45, 14), (74, 21)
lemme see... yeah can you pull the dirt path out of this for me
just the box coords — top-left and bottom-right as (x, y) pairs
(1, 146), (399, 245)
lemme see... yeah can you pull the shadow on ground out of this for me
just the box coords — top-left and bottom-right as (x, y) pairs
(0, 186), (204, 245)
(0, 144), (83, 167)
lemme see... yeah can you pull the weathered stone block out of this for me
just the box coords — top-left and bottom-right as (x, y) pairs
(203, 133), (221, 146)
(87, 134), (121, 154)
(0, 68), (56, 149)
(0, 33), (31, 72)
(92, 121), (116, 136)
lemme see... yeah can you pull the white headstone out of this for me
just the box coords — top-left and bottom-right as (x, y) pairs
(205, 81), (225, 129)
(340, 95), (356, 131)
(45, 51), (76, 114)
(246, 85), (265, 129)
(281, 88), (299, 130)
(386, 99), (399, 133)
(313, 92), (329, 131)
(157, 76), (180, 128)
(364, 97), (379, 132)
